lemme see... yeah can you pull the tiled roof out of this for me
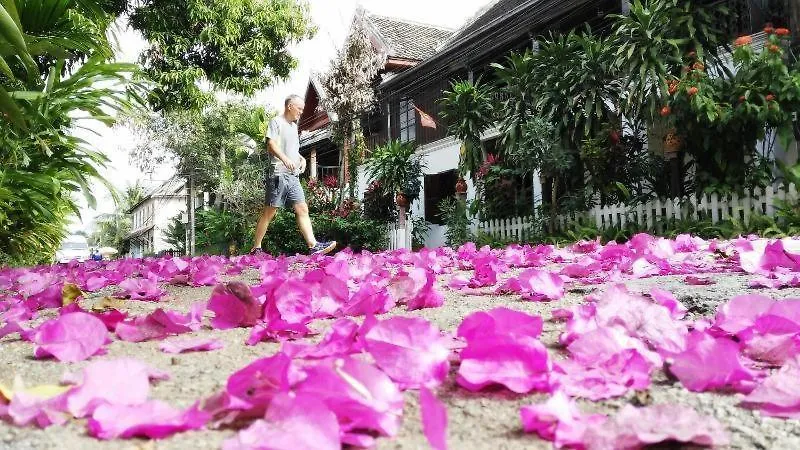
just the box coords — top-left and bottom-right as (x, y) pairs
(367, 14), (454, 61)
(440, 0), (527, 48)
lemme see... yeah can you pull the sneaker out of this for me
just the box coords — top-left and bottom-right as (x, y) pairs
(249, 247), (264, 255)
(309, 241), (337, 255)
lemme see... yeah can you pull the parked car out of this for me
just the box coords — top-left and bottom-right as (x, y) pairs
(55, 235), (90, 264)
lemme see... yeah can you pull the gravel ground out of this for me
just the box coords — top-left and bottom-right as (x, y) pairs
(3, 269), (800, 450)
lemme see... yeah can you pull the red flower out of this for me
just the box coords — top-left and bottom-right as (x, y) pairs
(660, 106), (672, 117)
(766, 94), (776, 102)
(609, 129), (620, 145)
(734, 35), (753, 47)
(688, 87), (699, 96)
(323, 175), (339, 188)
(739, 95), (746, 103)
(485, 153), (499, 165)
(768, 44), (781, 53)
(692, 62), (705, 72)
(776, 28), (790, 37)
(764, 23), (775, 34)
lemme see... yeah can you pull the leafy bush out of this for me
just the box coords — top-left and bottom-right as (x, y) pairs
(438, 198), (473, 247)
(411, 216), (431, 249)
(363, 181), (397, 223)
(365, 140), (426, 203)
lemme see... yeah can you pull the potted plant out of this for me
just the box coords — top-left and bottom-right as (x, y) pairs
(365, 140), (425, 208)
(455, 177), (468, 194)
(663, 128), (681, 158)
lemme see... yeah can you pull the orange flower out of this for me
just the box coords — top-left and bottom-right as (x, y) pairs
(768, 44), (781, 53)
(660, 106), (672, 117)
(688, 87), (699, 96)
(766, 94), (775, 102)
(764, 23), (775, 34)
(734, 35), (753, 47)
(692, 62), (705, 72)
(776, 28), (790, 37)
(668, 85), (678, 95)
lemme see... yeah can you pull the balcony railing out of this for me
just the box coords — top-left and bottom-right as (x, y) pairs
(366, 132), (389, 151)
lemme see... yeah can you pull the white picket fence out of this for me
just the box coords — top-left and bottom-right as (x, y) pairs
(476, 215), (537, 241)
(477, 183), (799, 238)
(387, 217), (414, 250)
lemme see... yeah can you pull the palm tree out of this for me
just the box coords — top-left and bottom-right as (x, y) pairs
(0, 0), (146, 265)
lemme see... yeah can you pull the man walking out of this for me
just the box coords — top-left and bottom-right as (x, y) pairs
(250, 95), (336, 255)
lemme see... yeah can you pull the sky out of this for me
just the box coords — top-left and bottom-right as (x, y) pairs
(72, 0), (492, 234)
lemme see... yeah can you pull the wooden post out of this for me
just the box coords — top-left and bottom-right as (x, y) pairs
(309, 149), (318, 180)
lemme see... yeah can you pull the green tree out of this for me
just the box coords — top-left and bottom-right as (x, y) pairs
(127, 0), (316, 110)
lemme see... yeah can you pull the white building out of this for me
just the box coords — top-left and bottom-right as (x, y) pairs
(126, 178), (187, 258)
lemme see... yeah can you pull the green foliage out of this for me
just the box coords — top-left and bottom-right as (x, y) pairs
(365, 140), (425, 204)
(439, 79), (495, 178)
(130, 100), (274, 209)
(610, 0), (729, 123)
(164, 214), (187, 255)
(0, 0), (145, 266)
(362, 181), (397, 223)
(665, 31), (800, 193)
(195, 208), (251, 256)
(438, 197), (473, 247)
(128, 0), (315, 111)
(411, 216), (431, 250)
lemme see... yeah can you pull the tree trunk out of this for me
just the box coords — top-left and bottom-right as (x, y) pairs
(790, 0), (800, 44)
(338, 139), (349, 203)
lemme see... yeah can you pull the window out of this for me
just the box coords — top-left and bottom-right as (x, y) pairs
(424, 169), (458, 225)
(398, 99), (416, 143)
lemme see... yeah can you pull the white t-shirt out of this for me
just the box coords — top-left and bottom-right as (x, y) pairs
(266, 116), (301, 175)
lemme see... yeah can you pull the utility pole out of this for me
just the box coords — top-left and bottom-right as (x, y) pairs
(186, 170), (196, 256)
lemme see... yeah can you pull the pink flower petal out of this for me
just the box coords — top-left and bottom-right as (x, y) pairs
(517, 269), (564, 301)
(741, 355), (800, 418)
(420, 387), (448, 450)
(668, 331), (755, 392)
(32, 312), (108, 362)
(583, 404), (729, 449)
(457, 334), (550, 394)
(685, 275), (715, 285)
(282, 318), (359, 360)
(226, 353), (292, 413)
(207, 282), (262, 330)
(364, 317), (450, 389)
(87, 400), (209, 439)
(553, 349), (652, 400)
(713, 294), (775, 335)
(4, 388), (71, 428)
(222, 393), (340, 450)
(457, 307), (543, 342)
(159, 337), (223, 354)
(295, 357), (404, 437)
(520, 391), (606, 448)
(116, 276), (166, 301)
(115, 308), (197, 342)
(65, 359), (167, 418)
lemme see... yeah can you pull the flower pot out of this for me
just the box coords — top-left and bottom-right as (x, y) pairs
(663, 129), (681, 157)
(395, 192), (410, 208)
(455, 178), (468, 194)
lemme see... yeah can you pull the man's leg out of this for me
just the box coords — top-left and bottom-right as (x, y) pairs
(293, 202), (317, 248)
(251, 206), (278, 252)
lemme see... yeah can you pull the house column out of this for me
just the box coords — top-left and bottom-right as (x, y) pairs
(309, 149), (318, 180)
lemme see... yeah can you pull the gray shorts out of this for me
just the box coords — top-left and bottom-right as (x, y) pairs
(265, 173), (306, 208)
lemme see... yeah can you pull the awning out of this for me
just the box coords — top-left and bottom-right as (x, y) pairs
(125, 225), (154, 241)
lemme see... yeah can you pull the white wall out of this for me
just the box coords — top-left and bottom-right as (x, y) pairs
(153, 197), (186, 253)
